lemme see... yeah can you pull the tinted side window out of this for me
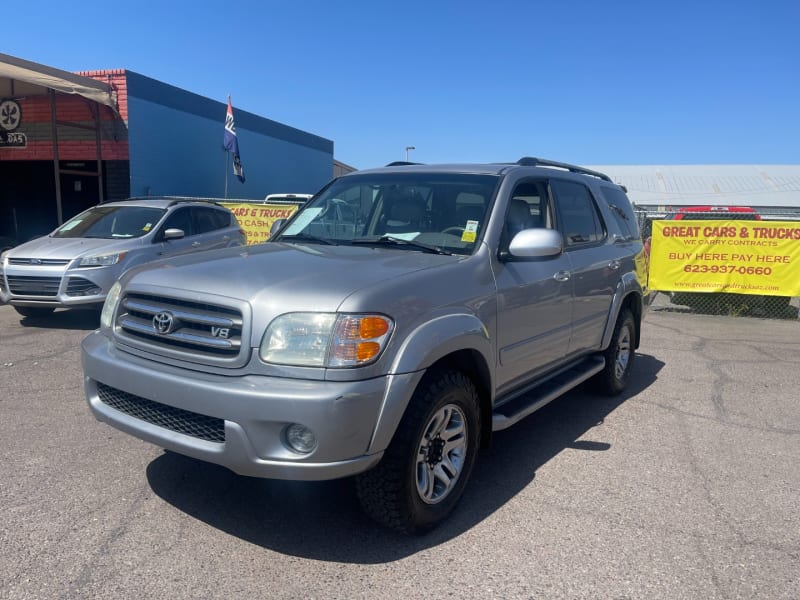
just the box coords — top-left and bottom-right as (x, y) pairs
(551, 180), (605, 247)
(501, 179), (551, 246)
(601, 186), (640, 240)
(162, 207), (194, 236)
(195, 207), (230, 233)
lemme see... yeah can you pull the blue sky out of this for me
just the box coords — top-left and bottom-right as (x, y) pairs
(6, 0), (799, 169)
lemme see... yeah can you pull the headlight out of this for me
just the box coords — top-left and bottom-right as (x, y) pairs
(79, 252), (126, 267)
(100, 281), (122, 329)
(259, 313), (393, 368)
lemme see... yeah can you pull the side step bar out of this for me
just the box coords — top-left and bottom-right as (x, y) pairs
(492, 356), (605, 431)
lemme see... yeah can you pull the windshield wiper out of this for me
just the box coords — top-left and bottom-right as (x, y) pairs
(351, 235), (452, 255)
(277, 233), (337, 245)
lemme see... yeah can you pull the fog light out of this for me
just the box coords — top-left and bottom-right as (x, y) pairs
(284, 423), (317, 454)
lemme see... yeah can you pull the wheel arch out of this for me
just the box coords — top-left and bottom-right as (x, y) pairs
(427, 349), (494, 449)
(369, 315), (495, 454)
(601, 283), (644, 351)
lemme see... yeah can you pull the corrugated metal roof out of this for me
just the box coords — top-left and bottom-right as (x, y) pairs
(586, 164), (800, 209)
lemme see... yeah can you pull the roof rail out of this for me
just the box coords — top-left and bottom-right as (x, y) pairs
(166, 198), (223, 207)
(385, 161), (423, 167)
(123, 196), (223, 207)
(516, 157), (612, 182)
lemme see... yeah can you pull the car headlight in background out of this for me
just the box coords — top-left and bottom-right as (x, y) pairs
(259, 313), (393, 368)
(100, 281), (122, 329)
(78, 252), (127, 267)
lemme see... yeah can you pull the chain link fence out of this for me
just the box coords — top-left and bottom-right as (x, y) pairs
(637, 208), (800, 320)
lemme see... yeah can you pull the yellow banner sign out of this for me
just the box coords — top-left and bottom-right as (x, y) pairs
(649, 220), (800, 296)
(220, 202), (300, 245)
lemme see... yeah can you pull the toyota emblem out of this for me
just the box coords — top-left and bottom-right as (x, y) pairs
(152, 311), (175, 334)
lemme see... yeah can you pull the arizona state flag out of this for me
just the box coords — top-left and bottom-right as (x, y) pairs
(224, 96), (245, 182)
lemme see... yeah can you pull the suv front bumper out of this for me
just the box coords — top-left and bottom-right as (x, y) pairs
(1, 263), (115, 308)
(81, 331), (417, 480)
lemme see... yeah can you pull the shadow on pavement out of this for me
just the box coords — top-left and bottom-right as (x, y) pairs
(18, 308), (100, 331)
(146, 354), (665, 563)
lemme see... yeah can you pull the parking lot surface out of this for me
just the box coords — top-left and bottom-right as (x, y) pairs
(1, 303), (798, 599)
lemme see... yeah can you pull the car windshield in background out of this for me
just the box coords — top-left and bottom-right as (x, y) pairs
(276, 172), (500, 255)
(52, 206), (167, 239)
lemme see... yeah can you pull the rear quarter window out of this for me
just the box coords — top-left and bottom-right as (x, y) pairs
(601, 186), (640, 240)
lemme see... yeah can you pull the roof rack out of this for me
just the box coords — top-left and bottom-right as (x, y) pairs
(515, 157), (612, 182)
(385, 161), (423, 167)
(121, 196), (223, 207)
(165, 198), (223, 207)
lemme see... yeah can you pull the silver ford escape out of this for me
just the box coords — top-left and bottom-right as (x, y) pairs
(82, 158), (649, 533)
(1, 198), (245, 318)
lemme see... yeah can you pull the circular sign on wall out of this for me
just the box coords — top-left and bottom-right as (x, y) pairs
(0, 99), (22, 131)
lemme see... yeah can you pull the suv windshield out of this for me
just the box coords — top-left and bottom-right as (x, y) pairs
(53, 206), (167, 239)
(275, 172), (500, 255)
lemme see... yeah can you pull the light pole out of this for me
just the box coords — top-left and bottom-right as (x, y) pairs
(405, 146), (415, 162)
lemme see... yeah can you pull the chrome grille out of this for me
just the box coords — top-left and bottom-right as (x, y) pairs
(8, 258), (71, 266)
(97, 382), (224, 442)
(117, 293), (244, 359)
(7, 275), (62, 296)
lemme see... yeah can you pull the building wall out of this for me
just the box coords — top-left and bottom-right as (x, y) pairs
(334, 159), (357, 178)
(0, 90), (128, 163)
(0, 86), (130, 240)
(123, 71), (334, 199)
(1, 62), (335, 244)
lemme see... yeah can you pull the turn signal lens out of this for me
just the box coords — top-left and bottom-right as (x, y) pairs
(329, 314), (393, 367)
(360, 317), (390, 339)
(356, 341), (381, 361)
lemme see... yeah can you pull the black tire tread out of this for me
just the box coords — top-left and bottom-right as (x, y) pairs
(594, 308), (636, 396)
(355, 369), (479, 533)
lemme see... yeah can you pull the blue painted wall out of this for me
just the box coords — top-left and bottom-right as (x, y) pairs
(125, 71), (333, 199)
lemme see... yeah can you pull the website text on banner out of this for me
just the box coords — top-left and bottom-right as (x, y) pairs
(649, 220), (800, 297)
(221, 203), (300, 245)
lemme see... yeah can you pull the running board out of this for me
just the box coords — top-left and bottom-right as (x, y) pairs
(492, 356), (606, 431)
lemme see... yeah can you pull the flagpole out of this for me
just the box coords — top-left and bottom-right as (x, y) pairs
(224, 150), (229, 199)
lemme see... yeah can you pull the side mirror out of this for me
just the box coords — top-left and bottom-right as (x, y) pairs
(505, 228), (563, 259)
(269, 219), (287, 239)
(163, 228), (185, 241)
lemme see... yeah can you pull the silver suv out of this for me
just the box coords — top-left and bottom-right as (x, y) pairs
(82, 158), (649, 533)
(0, 198), (245, 318)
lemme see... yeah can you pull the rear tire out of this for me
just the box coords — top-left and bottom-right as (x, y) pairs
(594, 309), (636, 395)
(14, 306), (55, 318)
(356, 369), (480, 534)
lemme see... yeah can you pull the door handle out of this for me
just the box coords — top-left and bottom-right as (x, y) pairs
(192, 241), (201, 248)
(553, 270), (571, 282)
(608, 260), (621, 270)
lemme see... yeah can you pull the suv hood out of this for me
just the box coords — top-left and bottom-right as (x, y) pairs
(6, 235), (141, 260)
(123, 242), (457, 312)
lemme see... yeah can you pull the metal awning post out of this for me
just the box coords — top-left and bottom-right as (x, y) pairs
(49, 88), (63, 225)
(94, 103), (104, 203)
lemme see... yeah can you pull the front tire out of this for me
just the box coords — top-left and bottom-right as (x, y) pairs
(356, 369), (480, 534)
(594, 308), (636, 395)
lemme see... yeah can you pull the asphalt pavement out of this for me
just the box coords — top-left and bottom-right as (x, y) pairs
(1, 302), (798, 599)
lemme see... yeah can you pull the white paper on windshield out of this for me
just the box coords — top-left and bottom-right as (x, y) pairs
(283, 207), (322, 234)
(59, 219), (82, 231)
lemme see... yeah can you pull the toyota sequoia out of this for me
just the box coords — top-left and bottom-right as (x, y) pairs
(82, 158), (649, 533)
